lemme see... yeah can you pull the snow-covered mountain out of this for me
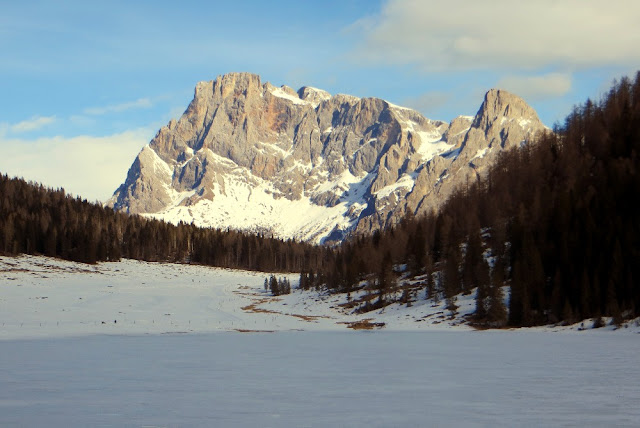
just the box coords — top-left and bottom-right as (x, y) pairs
(108, 72), (546, 243)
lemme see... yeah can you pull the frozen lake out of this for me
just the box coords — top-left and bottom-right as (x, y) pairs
(2, 256), (639, 426)
(2, 330), (639, 427)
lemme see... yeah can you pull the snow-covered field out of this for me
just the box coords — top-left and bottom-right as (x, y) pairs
(0, 254), (480, 339)
(2, 255), (638, 337)
(1, 256), (640, 427)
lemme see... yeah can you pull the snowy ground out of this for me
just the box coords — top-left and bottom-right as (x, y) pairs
(0, 255), (386, 338)
(1, 255), (638, 338)
(1, 256), (640, 426)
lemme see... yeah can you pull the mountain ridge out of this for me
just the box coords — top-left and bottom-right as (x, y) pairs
(108, 72), (546, 243)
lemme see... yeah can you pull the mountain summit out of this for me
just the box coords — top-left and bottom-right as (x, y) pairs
(108, 72), (545, 243)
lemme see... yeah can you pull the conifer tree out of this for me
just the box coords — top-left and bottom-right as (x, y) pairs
(486, 275), (507, 327)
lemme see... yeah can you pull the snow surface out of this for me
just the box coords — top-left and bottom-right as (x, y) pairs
(373, 172), (417, 200)
(416, 132), (455, 162)
(2, 255), (640, 427)
(390, 108), (452, 163)
(149, 160), (373, 244)
(0, 255), (472, 338)
(2, 255), (638, 339)
(519, 117), (532, 127)
(471, 147), (490, 161)
(269, 86), (312, 106)
(147, 146), (173, 179)
(299, 86), (331, 107)
(385, 100), (418, 112)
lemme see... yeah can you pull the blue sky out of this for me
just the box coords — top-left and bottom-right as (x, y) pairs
(1, 0), (639, 201)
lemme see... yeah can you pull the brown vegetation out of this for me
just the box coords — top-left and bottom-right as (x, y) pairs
(339, 319), (386, 330)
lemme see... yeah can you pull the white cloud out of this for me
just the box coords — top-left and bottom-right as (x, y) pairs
(496, 73), (573, 101)
(9, 115), (56, 133)
(352, 0), (640, 71)
(0, 128), (152, 202)
(84, 98), (153, 115)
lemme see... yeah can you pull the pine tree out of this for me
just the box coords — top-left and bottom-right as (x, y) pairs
(426, 272), (438, 303)
(376, 252), (396, 306)
(462, 230), (484, 295)
(486, 275), (507, 327)
(442, 245), (460, 299)
(446, 296), (458, 318)
(474, 279), (488, 321)
(269, 275), (279, 296)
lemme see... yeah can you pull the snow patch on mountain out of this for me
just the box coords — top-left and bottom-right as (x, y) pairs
(416, 134), (455, 162)
(269, 86), (311, 106)
(471, 147), (490, 161)
(374, 173), (416, 200)
(149, 167), (371, 243)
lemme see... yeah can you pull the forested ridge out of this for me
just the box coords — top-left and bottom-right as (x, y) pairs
(0, 177), (328, 272)
(311, 72), (640, 327)
(2, 73), (639, 328)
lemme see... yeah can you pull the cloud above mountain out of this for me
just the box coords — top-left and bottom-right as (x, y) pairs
(84, 98), (153, 116)
(0, 128), (151, 201)
(496, 73), (573, 101)
(351, 0), (640, 71)
(7, 116), (57, 134)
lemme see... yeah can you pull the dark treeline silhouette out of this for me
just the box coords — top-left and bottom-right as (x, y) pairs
(312, 72), (640, 327)
(0, 176), (328, 272)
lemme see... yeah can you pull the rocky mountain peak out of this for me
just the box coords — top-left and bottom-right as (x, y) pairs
(473, 89), (542, 136)
(454, 88), (545, 156)
(108, 73), (547, 244)
(298, 86), (331, 106)
(215, 71), (262, 95)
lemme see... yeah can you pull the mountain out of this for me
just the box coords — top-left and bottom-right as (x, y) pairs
(108, 72), (545, 243)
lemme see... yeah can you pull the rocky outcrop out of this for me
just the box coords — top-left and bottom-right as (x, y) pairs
(108, 72), (546, 243)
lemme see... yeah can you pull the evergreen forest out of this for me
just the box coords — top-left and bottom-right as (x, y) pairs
(0, 177), (328, 273)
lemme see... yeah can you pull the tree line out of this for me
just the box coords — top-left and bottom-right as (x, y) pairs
(0, 176), (329, 273)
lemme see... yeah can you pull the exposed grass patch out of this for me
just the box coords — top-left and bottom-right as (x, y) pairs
(339, 319), (386, 330)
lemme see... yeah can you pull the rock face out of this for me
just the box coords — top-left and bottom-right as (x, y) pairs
(108, 73), (546, 243)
